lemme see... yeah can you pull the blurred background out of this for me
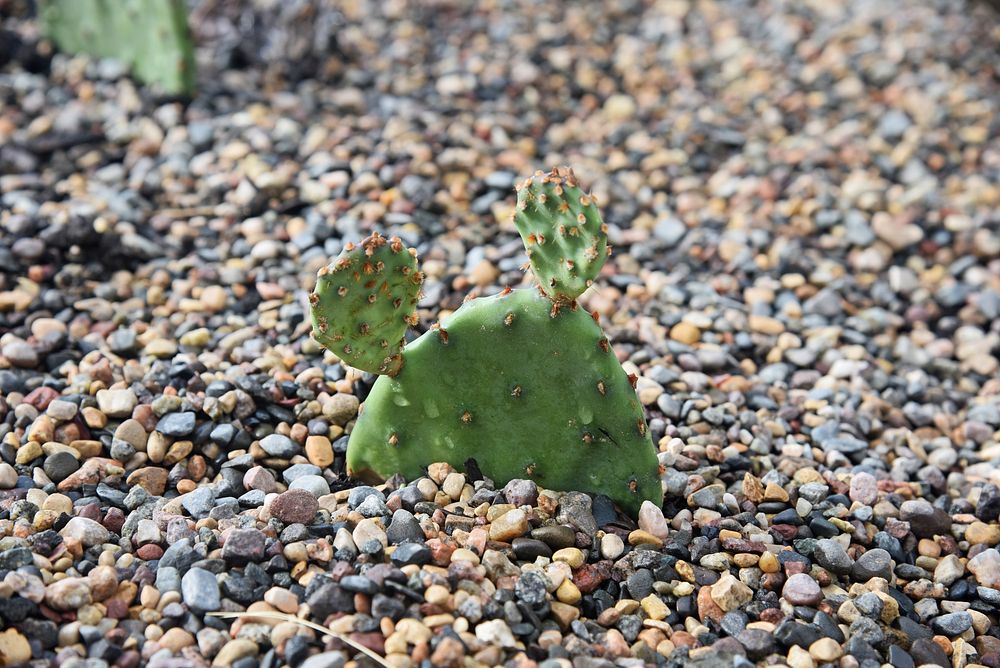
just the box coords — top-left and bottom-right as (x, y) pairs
(0, 0), (998, 414)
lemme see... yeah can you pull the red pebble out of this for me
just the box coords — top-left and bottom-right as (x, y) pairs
(105, 598), (128, 619)
(103, 508), (126, 534)
(347, 632), (384, 655)
(23, 387), (58, 411)
(136, 545), (164, 560)
(759, 608), (786, 624)
(573, 561), (611, 594)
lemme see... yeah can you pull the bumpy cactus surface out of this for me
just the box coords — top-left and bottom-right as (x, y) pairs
(311, 167), (662, 516)
(40, 0), (195, 95)
(348, 288), (661, 515)
(514, 167), (610, 303)
(310, 232), (423, 376)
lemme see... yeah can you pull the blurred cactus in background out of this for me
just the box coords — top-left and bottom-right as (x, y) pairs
(39, 0), (195, 95)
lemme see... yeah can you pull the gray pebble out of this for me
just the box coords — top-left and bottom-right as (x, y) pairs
(181, 567), (221, 613)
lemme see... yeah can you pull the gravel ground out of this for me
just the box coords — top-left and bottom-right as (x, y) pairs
(1, 1), (1000, 667)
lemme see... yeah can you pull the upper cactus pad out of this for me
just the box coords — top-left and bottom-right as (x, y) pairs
(514, 167), (610, 303)
(310, 233), (423, 376)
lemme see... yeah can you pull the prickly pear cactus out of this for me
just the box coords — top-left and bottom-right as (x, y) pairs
(40, 0), (195, 95)
(513, 167), (610, 303)
(310, 167), (663, 517)
(347, 288), (661, 515)
(310, 232), (423, 376)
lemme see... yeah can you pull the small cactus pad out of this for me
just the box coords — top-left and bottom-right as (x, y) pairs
(514, 167), (609, 302)
(310, 233), (423, 376)
(40, 0), (196, 96)
(346, 288), (662, 516)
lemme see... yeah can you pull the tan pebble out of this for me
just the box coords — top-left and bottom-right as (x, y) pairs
(969, 609), (991, 635)
(710, 573), (753, 611)
(670, 322), (700, 345)
(628, 530), (663, 548)
(641, 594), (669, 621)
(81, 407), (107, 429)
(145, 339), (177, 358)
(488, 508), (528, 542)
(164, 440), (192, 465)
(549, 600), (580, 629)
(656, 639), (676, 657)
(604, 94), (636, 121)
(552, 547), (585, 569)
(604, 628), (630, 656)
(263, 587), (299, 614)
(674, 561), (696, 582)
(423, 613), (454, 628)
(42, 493), (73, 514)
(743, 471), (764, 503)
(200, 286), (228, 312)
(966, 521), (1000, 546)
(415, 478), (438, 500)
(69, 440), (103, 459)
(917, 539), (942, 558)
(140, 585), (160, 608)
(787, 645), (815, 668)
(763, 482), (789, 502)
(673, 582), (695, 597)
(748, 315), (784, 335)
(159, 627), (195, 653)
(283, 543), (308, 563)
(469, 259), (499, 286)
(15, 441), (42, 464)
(441, 472), (466, 501)
(592, 582), (633, 618)
(268, 622), (303, 651)
(450, 548), (480, 564)
(485, 504), (515, 522)
(537, 629), (563, 650)
(555, 579), (581, 605)
(146, 432), (169, 463)
(0, 628), (31, 665)
(424, 584), (451, 606)
(426, 462), (454, 484)
(396, 618), (432, 644)
(304, 435), (334, 468)
(758, 551), (780, 573)
(384, 632), (408, 655)
(809, 637), (842, 662)
(212, 638), (258, 666)
(87, 565), (118, 601)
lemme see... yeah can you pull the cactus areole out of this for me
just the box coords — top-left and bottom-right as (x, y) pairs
(310, 167), (663, 516)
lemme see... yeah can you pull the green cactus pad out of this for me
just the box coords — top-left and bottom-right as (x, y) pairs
(310, 233), (423, 376)
(513, 166), (610, 303)
(40, 0), (195, 96)
(346, 288), (662, 516)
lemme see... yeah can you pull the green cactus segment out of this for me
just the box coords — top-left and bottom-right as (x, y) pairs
(310, 232), (423, 376)
(514, 166), (610, 303)
(346, 288), (662, 516)
(40, 0), (196, 95)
